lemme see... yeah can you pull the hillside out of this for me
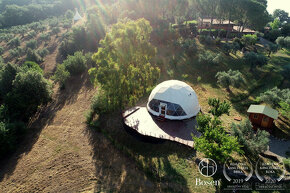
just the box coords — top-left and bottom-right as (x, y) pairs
(0, 75), (157, 192)
(0, 1), (289, 193)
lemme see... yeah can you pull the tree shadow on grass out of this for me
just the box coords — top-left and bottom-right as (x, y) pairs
(0, 72), (91, 182)
(85, 112), (193, 192)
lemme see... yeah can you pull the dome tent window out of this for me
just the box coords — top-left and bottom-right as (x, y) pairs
(147, 80), (200, 120)
(148, 99), (187, 116)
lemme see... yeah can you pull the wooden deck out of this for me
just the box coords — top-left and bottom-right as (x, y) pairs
(123, 107), (201, 148)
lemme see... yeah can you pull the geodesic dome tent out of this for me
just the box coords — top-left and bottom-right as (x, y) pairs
(147, 80), (200, 120)
(73, 10), (82, 21)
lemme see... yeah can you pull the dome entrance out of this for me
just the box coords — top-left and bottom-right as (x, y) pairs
(147, 80), (200, 120)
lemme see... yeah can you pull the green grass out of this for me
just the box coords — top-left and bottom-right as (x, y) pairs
(89, 114), (216, 193)
(89, 40), (289, 192)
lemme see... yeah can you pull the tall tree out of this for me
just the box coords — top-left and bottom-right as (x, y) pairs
(193, 114), (242, 163)
(89, 19), (160, 108)
(273, 9), (289, 23)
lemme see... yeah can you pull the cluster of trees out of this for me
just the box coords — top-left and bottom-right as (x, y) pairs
(0, 61), (52, 156)
(193, 98), (242, 163)
(59, 7), (106, 58)
(231, 119), (269, 156)
(88, 19), (160, 120)
(276, 36), (290, 50)
(0, 0), (76, 27)
(53, 51), (92, 89)
(259, 87), (290, 107)
(264, 9), (289, 42)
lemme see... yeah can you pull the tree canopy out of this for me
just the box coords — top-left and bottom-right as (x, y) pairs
(231, 119), (269, 155)
(193, 114), (242, 163)
(89, 18), (160, 109)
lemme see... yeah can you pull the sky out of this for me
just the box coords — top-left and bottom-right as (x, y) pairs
(267, 0), (290, 14)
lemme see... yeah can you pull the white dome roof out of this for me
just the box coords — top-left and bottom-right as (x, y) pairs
(147, 80), (200, 120)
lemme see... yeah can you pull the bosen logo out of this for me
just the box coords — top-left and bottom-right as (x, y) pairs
(198, 158), (217, 177)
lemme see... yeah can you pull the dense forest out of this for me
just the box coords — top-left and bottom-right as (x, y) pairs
(0, 0), (289, 192)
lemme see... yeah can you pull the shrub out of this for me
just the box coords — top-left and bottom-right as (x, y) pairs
(26, 40), (37, 50)
(208, 98), (231, 117)
(193, 114), (242, 163)
(0, 121), (16, 156)
(65, 10), (74, 20)
(244, 52), (268, 70)
(0, 63), (18, 98)
(37, 48), (49, 58)
(259, 87), (290, 107)
(63, 51), (87, 75)
(222, 43), (233, 55)
(199, 35), (214, 45)
(51, 27), (61, 35)
(231, 119), (270, 155)
(279, 102), (290, 119)
(5, 70), (52, 120)
(21, 61), (43, 74)
(52, 64), (70, 89)
(26, 48), (43, 63)
(242, 34), (258, 46)
(215, 37), (221, 45)
(264, 29), (281, 42)
(265, 43), (278, 57)
(276, 36), (290, 49)
(178, 38), (197, 56)
(7, 37), (20, 48)
(233, 37), (244, 48)
(27, 31), (37, 39)
(0, 46), (4, 55)
(9, 47), (22, 58)
(198, 51), (216, 66)
(39, 33), (51, 42)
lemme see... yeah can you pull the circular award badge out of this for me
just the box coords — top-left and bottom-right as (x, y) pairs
(255, 157), (286, 183)
(223, 157), (253, 183)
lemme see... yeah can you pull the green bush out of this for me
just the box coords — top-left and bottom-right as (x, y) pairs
(199, 35), (214, 45)
(264, 29), (281, 42)
(50, 27), (61, 35)
(9, 47), (23, 58)
(0, 46), (4, 55)
(52, 64), (70, 89)
(37, 48), (49, 58)
(65, 10), (74, 20)
(26, 48), (43, 63)
(208, 98), (231, 117)
(27, 31), (37, 39)
(244, 52), (268, 70)
(5, 70), (52, 120)
(0, 63), (18, 98)
(7, 37), (20, 48)
(231, 119), (270, 155)
(26, 39), (37, 50)
(39, 33), (51, 42)
(276, 36), (290, 49)
(178, 38), (197, 56)
(21, 61), (43, 74)
(242, 34), (258, 46)
(63, 51), (87, 75)
(259, 87), (290, 107)
(198, 51), (217, 65)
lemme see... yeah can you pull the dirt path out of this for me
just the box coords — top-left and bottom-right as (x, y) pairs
(0, 75), (156, 192)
